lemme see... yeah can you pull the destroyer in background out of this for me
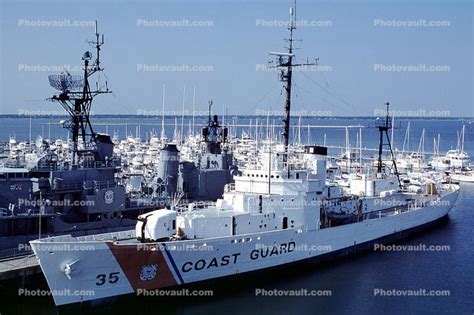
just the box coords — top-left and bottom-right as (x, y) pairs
(0, 24), (163, 258)
(0, 24), (239, 259)
(178, 102), (237, 201)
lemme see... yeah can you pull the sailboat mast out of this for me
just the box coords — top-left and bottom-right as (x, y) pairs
(181, 85), (186, 144)
(161, 84), (166, 141)
(192, 87), (196, 136)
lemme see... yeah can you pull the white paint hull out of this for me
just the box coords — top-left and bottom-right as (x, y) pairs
(451, 174), (474, 183)
(30, 190), (459, 306)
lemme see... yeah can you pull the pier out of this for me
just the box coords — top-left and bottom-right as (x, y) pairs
(0, 255), (40, 281)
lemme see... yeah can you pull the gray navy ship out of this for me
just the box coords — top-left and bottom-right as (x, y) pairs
(0, 24), (237, 259)
(178, 103), (238, 201)
(0, 23), (166, 258)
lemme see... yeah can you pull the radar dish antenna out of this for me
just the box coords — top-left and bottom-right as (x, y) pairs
(48, 72), (84, 92)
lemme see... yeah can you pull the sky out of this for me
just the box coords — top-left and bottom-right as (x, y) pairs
(0, 0), (473, 117)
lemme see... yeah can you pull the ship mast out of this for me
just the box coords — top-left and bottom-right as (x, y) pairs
(376, 102), (401, 188)
(48, 21), (110, 164)
(269, 4), (317, 157)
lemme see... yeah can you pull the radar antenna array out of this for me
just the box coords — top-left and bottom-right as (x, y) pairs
(47, 21), (111, 164)
(48, 73), (84, 93)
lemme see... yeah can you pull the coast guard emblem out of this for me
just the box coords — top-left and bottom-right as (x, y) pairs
(140, 264), (158, 281)
(104, 190), (114, 204)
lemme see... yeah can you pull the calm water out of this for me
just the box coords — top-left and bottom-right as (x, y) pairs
(0, 116), (473, 314)
(1, 116), (473, 157)
(1, 183), (472, 315)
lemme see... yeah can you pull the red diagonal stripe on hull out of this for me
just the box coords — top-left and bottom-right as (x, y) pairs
(107, 242), (178, 290)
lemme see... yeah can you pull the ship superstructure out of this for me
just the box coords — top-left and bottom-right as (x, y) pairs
(177, 101), (237, 201)
(0, 23), (164, 258)
(29, 140), (459, 306)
